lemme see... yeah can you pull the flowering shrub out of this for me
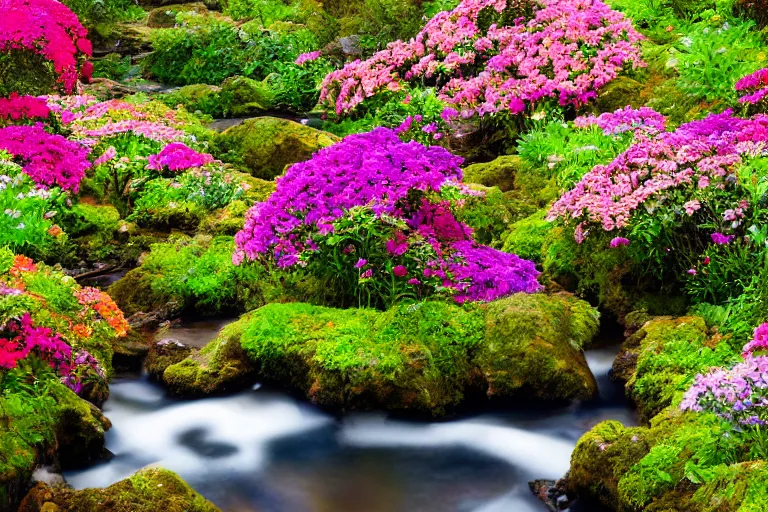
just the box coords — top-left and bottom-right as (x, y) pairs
(736, 68), (768, 107)
(0, 0), (93, 93)
(320, 0), (644, 118)
(547, 111), (768, 237)
(0, 249), (125, 395)
(234, 128), (540, 307)
(0, 93), (50, 124)
(0, 123), (90, 192)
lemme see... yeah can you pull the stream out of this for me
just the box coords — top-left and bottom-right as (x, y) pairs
(64, 320), (636, 512)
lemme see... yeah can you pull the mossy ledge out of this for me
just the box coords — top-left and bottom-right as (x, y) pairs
(18, 468), (220, 512)
(162, 292), (599, 416)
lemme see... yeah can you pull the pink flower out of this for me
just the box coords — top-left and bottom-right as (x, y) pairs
(609, 237), (630, 248)
(295, 51), (322, 65)
(355, 258), (367, 268)
(683, 200), (701, 215)
(393, 265), (408, 277)
(147, 142), (214, 172)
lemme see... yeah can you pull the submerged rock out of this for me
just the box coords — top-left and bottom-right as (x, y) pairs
(163, 293), (599, 415)
(145, 337), (193, 380)
(19, 468), (220, 512)
(216, 117), (339, 180)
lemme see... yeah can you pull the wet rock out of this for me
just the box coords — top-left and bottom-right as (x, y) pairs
(18, 468), (220, 512)
(80, 78), (139, 100)
(146, 337), (192, 379)
(90, 23), (154, 56)
(529, 479), (573, 511)
(216, 117), (339, 180)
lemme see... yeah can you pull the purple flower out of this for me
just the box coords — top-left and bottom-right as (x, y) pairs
(355, 258), (367, 268)
(407, 278), (421, 285)
(687, 268), (697, 275)
(711, 232), (734, 245)
(609, 237), (630, 248)
(393, 265), (408, 277)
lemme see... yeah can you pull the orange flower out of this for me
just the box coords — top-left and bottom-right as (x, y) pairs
(73, 323), (93, 338)
(9, 255), (37, 276)
(47, 224), (63, 237)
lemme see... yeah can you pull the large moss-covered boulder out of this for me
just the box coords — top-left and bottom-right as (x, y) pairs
(147, 3), (208, 28)
(217, 117), (339, 179)
(0, 384), (110, 511)
(159, 84), (221, 115)
(19, 468), (219, 512)
(163, 293), (599, 415)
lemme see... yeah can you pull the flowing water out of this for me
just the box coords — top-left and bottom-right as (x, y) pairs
(64, 322), (636, 512)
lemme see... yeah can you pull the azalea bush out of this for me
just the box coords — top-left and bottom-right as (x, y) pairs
(320, 0), (644, 120)
(0, 0), (93, 95)
(0, 248), (127, 396)
(233, 127), (540, 308)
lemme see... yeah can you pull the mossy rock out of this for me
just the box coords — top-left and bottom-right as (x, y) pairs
(18, 468), (219, 512)
(568, 420), (653, 510)
(159, 84), (222, 116)
(90, 23), (154, 56)
(216, 117), (339, 180)
(145, 337), (194, 380)
(163, 319), (256, 396)
(0, 383), (110, 510)
(164, 293), (599, 414)
(616, 315), (738, 421)
(219, 76), (275, 117)
(107, 266), (179, 318)
(595, 76), (645, 114)
(462, 155), (520, 192)
(455, 184), (516, 245)
(147, 3), (208, 28)
(501, 209), (553, 263)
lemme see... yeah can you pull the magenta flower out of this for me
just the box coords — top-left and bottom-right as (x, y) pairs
(295, 51), (322, 65)
(361, 269), (373, 279)
(147, 142), (214, 172)
(355, 258), (367, 268)
(393, 265), (408, 277)
(609, 237), (630, 248)
(743, 323), (768, 358)
(687, 268), (697, 275)
(711, 232), (734, 245)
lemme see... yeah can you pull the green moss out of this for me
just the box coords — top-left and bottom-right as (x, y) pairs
(569, 420), (653, 510)
(158, 84), (222, 116)
(219, 75), (275, 116)
(164, 293), (599, 414)
(455, 185), (515, 246)
(692, 461), (768, 512)
(216, 117), (339, 179)
(595, 75), (645, 113)
(19, 468), (219, 512)
(501, 210), (552, 262)
(625, 316), (739, 420)
(0, 383), (110, 510)
(462, 156), (519, 192)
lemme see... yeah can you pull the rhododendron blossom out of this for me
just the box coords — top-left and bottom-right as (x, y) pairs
(0, 0), (92, 92)
(736, 68), (768, 105)
(320, 0), (644, 118)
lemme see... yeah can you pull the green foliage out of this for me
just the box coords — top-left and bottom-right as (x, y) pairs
(92, 53), (132, 81)
(502, 210), (552, 262)
(516, 119), (635, 189)
(225, 0), (296, 23)
(62, 0), (145, 24)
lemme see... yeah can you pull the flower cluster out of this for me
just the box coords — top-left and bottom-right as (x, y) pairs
(735, 68), (768, 105)
(0, 123), (91, 192)
(234, 128), (540, 303)
(547, 110), (768, 238)
(146, 142), (215, 172)
(742, 323), (768, 358)
(680, 354), (768, 427)
(296, 51), (322, 65)
(0, 313), (72, 372)
(0, 0), (92, 92)
(78, 120), (186, 143)
(0, 93), (50, 123)
(75, 286), (129, 336)
(574, 106), (666, 136)
(320, 0), (644, 118)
